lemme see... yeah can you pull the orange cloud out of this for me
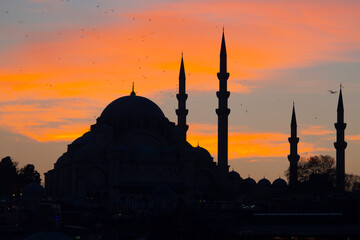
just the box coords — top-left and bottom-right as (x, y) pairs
(348, 135), (360, 141)
(188, 123), (318, 160)
(301, 125), (334, 136)
(0, 100), (96, 142)
(0, 0), (359, 145)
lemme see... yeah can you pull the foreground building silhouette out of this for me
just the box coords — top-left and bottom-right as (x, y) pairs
(45, 34), (233, 208)
(5, 31), (359, 240)
(45, 31), (349, 214)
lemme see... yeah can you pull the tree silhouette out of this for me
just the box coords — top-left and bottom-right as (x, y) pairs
(19, 164), (41, 187)
(0, 157), (42, 196)
(0, 156), (19, 196)
(285, 155), (335, 183)
(345, 174), (360, 192)
(285, 155), (360, 192)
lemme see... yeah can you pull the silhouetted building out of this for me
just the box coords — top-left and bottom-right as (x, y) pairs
(45, 33), (238, 210)
(216, 29), (230, 175)
(334, 86), (347, 192)
(288, 103), (300, 188)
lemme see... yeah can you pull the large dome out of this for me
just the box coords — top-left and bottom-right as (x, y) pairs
(100, 93), (165, 119)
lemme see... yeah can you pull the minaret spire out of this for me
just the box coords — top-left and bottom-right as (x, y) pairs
(130, 82), (136, 96)
(216, 30), (230, 174)
(176, 54), (188, 141)
(288, 103), (300, 188)
(220, 29), (227, 73)
(334, 85), (347, 192)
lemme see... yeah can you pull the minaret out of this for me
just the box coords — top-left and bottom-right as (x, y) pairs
(288, 103), (300, 188)
(216, 30), (230, 174)
(334, 85), (347, 192)
(175, 54), (188, 141)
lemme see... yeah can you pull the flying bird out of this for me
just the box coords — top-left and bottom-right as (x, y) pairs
(328, 90), (337, 94)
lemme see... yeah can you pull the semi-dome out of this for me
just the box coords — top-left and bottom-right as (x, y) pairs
(100, 93), (165, 119)
(55, 154), (67, 165)
(72, 131), (95, 145)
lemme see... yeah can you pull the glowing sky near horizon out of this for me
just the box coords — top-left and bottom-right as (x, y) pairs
(0, 0), (360, 182)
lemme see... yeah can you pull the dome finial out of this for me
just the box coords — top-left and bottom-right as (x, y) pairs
(130, 82), (136, 96)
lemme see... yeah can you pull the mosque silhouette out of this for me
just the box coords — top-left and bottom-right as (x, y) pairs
(44, 31), (347, 211)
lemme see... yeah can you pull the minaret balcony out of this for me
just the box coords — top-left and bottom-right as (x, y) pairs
(216, 108), (230, 116)
(334, 141), (347, 149)
(217, 72), (230, 80)
(216, 91), (230, 99)
(288, 137), (299, 144)
(176, 93), (188, 101)
(334, 123), (347, 130)
(176, 109), (188, 116)
(288, 154), (300, 162)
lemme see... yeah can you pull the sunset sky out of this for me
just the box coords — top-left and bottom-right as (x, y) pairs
(1, 0), (360, 182)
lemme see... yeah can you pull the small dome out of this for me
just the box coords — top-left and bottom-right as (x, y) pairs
(229, 170), (241, 181)
(243, 177), (256, 185)
(258, 178), (271, 187)
(100, 94), (165, 119)
(194, 146), (212, 160)
(272, 178), (288, 188)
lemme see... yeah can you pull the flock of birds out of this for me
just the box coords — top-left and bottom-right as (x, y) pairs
(3, 1), (342, 119)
